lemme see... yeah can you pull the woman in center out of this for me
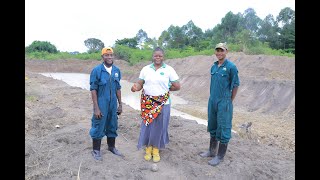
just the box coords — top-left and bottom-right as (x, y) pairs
(131, 47), (181, 163)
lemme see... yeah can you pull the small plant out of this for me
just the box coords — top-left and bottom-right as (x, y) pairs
(26, 95), (37, 102)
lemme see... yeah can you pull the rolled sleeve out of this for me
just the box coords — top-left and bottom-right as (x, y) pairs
(89, 68), (99, 91)
(230, 66), (240, 89)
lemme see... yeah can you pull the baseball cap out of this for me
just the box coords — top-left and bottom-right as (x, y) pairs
(215, 43), (228, 51)
(101, 47), (113, 55)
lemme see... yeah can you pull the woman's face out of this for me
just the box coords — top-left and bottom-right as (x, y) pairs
(153, 51), (164, 65)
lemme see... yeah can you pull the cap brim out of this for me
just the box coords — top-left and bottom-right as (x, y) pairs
(215, 47), (226, 50)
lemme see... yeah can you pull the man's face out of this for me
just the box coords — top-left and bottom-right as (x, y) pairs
(215, 48), (227, 61)
(102, 52), (114, 66)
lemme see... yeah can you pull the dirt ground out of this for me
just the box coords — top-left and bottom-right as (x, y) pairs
(25, 53), (295, 179)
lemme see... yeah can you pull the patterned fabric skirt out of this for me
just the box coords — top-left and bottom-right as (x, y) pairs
(137, 104), (171, 150)
(140, 90), (169, 126)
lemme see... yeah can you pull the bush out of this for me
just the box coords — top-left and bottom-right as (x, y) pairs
(166, 49), (184, 59)
(246, 46), (265, 55)
(227, 44), (242, 52)
(130, 50), (152, 65)
(25, 41), (58, 53)
(113, 45), (132, 62)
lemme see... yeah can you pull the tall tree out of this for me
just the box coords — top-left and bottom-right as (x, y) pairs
(219, 11), (243, 41)
(277, 7), (295, 26)
(203, 29), (214, 40)
(181, 20), (204, 49)
(241, 8), (262, 36)
(136, 29), (150, 49)
(158, 30), (170, 48)
(257, 14), (281, 49)
(211, 25), (226, 46)
(277, 7), (295, 51)
(162, 25), (186, 49)
(84, 38), (104, 53)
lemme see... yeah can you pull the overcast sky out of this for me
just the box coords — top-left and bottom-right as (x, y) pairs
(25, 0), (295, 53)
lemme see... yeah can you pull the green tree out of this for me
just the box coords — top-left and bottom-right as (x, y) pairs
(277, 7), (295, 51)
(241, 8), (262, 36)
(136, 29), (150, 49)
(235, 29), (255, 52)
(203, 29), (214, 40)
(158, 30), (170, 48)
(143, 37), (158, 50)
(84, 38), (105, 54)
(115, 37), (138, 48)
(211, 25), (227, 45)
(25, 41), (58, 53)
(277, 7), (295, 26)
(166, 25), (186, 49)
(219, 12), (243, 40)
(257, 14), (280, 49)
(181, 20), (204, 50)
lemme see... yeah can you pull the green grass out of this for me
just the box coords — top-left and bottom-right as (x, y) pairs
(26, 51), (101, 61)
(25, 95), (37, 102)
(25, 43), (294, 65)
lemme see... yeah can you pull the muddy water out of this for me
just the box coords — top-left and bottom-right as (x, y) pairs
(40, 73), (208, 126)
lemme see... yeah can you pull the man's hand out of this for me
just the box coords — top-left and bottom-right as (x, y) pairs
(117, 104), (123, 115)
(94, 108), (103, 119)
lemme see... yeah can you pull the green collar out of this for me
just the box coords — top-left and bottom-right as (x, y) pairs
(150, 62), (166, 70)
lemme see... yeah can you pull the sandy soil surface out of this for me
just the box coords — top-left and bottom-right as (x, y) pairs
(25, 53), (295, 179)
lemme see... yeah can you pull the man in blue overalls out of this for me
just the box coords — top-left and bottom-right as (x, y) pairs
(199, 43), (240, 166)
(89, 47), (123, 161)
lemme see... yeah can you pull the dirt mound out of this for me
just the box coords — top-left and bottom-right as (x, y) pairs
(26, 53), (295, 117)
(25, 54), (295, 179)
(118, 53), (295, 117)
(164, 54), (294, 117)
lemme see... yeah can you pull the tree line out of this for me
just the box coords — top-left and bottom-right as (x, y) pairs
(26, 7), (295, 58)
(114, 7), (294, 54)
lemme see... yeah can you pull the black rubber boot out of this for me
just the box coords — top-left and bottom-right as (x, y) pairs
(91, 139), (102, 161)
(208, 143), (228, 166)
(199, 137), (219, 157)
(107, 137), (124, 157)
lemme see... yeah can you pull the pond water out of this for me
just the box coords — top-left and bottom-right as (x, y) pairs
(40, 73), (208, 126)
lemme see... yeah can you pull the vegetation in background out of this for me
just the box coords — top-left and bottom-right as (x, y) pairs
(26, 51), (101, 61)
(25, 7), (295, 64)
(25, 41), (58, 54)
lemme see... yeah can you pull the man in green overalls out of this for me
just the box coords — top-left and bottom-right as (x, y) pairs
(199, 43), (240, 166)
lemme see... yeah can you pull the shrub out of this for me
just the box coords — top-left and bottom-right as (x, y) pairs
(25, 41), (58, 53)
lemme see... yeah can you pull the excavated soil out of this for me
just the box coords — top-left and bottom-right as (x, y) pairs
(25, 53), (295, 179)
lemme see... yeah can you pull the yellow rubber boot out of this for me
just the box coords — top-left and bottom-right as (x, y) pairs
(152, 147), (160, 163)
(144, 146), (152, 161)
